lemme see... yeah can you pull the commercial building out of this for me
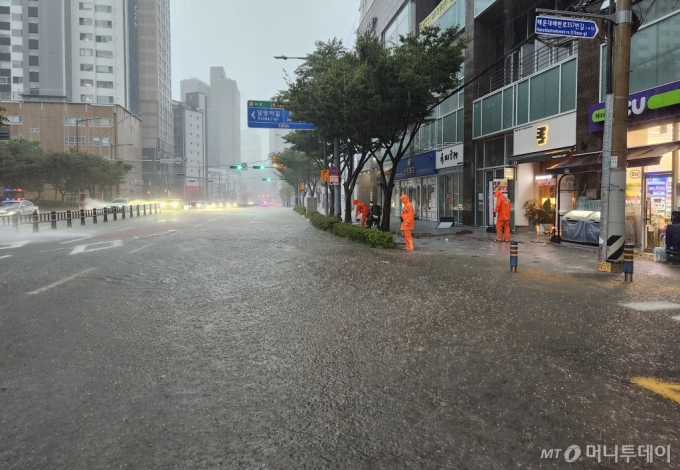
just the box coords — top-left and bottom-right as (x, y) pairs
(1, 101), (143, 196)
(357, 0), (680, 252)
(172, 100), (205, 200)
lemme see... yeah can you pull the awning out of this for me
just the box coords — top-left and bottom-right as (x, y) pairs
(509, 146), (573, 164)
(546, 141), (680, 175)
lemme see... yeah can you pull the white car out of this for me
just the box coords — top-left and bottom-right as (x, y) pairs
(108, 198), (131, 209)
(0, 199), (39, 217)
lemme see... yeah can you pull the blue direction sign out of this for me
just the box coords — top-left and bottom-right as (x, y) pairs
(535, 15), (598, 39)
(247, 103), (316, 130)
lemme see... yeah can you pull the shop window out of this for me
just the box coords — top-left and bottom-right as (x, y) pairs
(484, 135), (505, 167)
(529, 67), (559, 122)
(560, 59), (576, 113)
(502, 87), (514, 129)
(516, 80), (529, 125)
(442, 111), (457, 145)
(630, 11), (680, 93)
(473, 101), (481, 137)
(481, 91), (502, 136)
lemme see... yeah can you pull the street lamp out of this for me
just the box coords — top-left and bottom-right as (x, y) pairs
(99, 113), (138, 157)
(75, 117), (102, 151)
(273, 55), (307, 60)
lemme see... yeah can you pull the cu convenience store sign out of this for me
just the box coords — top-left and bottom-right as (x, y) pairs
(589, 80), (680, 132)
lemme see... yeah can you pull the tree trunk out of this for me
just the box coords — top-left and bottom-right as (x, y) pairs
(380, 181), (395, 232)
(343, 180), (356, 223)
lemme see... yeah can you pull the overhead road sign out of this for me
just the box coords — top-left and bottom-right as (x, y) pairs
(247, 99), (315, 130)
(535, 15), (598, 39)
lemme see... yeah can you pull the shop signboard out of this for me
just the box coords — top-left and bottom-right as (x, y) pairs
(394, 151), (437, 180)
(435, 144), (464, 170)
(513, 113), (576, 156)
(589, 80), (680, 132)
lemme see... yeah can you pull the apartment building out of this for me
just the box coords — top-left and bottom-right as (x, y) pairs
(173, 99), (206, 199)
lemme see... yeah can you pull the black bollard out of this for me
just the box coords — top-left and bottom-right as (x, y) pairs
(129, 205), (133, 218)
(93, 208), (98, 224)
(103, 206), (108, 223)
(143, 204), (147, 216)
(113, 206), (117, 221)
(80, 208), (86, 226)
(32, 210), (39, 232)
(50, 211), (57, 230)
(121, 205), (125, 219)
(67, 209), (72, 228)
(623, 244), (634, 283)
(155, 203), (158, 214)
(510, 240), (518, 273)
(136, 204), (140, 217)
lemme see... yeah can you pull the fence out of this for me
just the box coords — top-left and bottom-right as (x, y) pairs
(0, 204), (160, 232)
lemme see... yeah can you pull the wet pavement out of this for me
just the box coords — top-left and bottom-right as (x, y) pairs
(1, 207), (679, 469)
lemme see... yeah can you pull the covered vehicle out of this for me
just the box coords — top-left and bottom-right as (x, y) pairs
(0, 199), (39, 217)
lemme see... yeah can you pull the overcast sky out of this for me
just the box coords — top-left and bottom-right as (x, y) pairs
(170, 0), (361, 132)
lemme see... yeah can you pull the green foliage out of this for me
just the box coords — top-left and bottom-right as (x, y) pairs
(331, 222), (395, 249)
(293, 204), (306, 215)
(522, 199), (555, 224)
(308, 211), (340, 231)
(275, 148), (321, 196)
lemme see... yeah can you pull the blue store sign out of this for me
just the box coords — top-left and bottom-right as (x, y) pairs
(395, 151), (437, 180)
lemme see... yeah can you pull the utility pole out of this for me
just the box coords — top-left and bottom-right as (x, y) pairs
(323, 140), (328, 216)
(600, 0), (633, 267)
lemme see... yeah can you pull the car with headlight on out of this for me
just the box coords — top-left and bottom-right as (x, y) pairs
(160, 199), (183, 210)
(190, 200), (205, 209)
(108, 198), (131, 209)
(0, 199), (39, 218)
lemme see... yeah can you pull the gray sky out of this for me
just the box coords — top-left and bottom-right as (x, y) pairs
(170, 0), (360, 130)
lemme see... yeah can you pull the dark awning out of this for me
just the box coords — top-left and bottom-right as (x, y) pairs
(509, 146), (573, 164)
(546, 141), (680, 175)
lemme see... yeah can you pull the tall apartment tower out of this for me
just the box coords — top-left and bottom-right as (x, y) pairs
(139, 0), (172, 162)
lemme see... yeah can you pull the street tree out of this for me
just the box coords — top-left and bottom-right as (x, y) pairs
(0, 139), (45, 195)
(274, 148), (320, 203)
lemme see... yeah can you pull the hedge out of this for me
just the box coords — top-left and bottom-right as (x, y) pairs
(308, 211), (341, 231)
(293, 205), (306, 216)
(331, 222), (395, 249)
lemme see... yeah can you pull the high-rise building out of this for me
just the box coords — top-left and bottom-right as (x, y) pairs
(173, 99), (205, 199)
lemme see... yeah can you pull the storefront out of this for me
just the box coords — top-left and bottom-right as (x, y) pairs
(509, 112), (576, 230)
(394, 150), (437, 221)
(586, 80), (680, 251)
(436, 144), (464, 224)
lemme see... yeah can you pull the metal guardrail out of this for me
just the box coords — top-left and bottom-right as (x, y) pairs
(0, 204), (161, 232)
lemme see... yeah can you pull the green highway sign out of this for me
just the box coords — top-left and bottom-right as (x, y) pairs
(247, 100), (284, 109)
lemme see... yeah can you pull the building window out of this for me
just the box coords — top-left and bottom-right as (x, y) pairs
(96, 35), (112, 43)
(96, 80), (113, 88)
(80, 79), (93, 87)
(11, 13), (21, 21)
(89, 136), (113, 146)
(28, 55), (38, 66)
(64, 136), (85, 145)
(0, 76), (7, 84)
(27, 6), (37, 17)
(94, 5), (112, 13)
(28, 71), (37, 82)
(30, 125), (39, 133)
(64, 117), (87, 126)
(95, 50), (112, 59)
(11, 44), (21, 53)
(80, 33), (93, 41)
(6, 115), (22, 124)
(79, 2), (93, 10)
(79, 17), (93, 26)
(96, 65), (112, 73)
(11, 60), (20, 68)
(382, 3), (411, 48)
(80, 63), (93, 71)
(11, 29), (20, 37)
(80, 48), (93, 56)
(95, 20), (112, 28)
(81, 94), (94, 103)
(12, 76), (22, 83)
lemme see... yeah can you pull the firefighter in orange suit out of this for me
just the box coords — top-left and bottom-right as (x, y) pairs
(494, 190), (511, 242)
(400, 194), (415, 251)
(353, 200), (370, 227)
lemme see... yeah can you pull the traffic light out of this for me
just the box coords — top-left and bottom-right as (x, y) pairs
(262, 178), (272, 182)
(229, 165), (240, 170)
(252, 165), (265, 169)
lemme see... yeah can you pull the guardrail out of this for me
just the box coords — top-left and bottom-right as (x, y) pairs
(0, 204), (160, 232)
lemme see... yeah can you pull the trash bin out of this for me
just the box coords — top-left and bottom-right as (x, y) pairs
(561, 210), (600, 245)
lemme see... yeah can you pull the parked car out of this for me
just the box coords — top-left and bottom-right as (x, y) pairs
(190, 201), (205, 209)
(0, 199), (39, 217)
(108, 198), (131, 209)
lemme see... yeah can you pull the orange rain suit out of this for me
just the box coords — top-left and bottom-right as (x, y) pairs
(353, 200), (370, 227)
(400, 194), (415, 251)
(494, 190), (511, 242)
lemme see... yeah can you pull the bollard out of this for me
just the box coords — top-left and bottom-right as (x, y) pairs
(32, 210), (39, 232)
(155, 203), (158, 214)
(143, 204), (147, 216)
(12, 212), (18, 232)
(510, 240), (518, 273)
(93, 208), (98, 224)
(66, 209), (72, 228)
(121, 205), (125, 219)
(103, 206), (108, 222)
(129, 205), (133, 218)
(80, 208), (86, 226)
(50, 211), (57, 230)
(623, 243), (634, 283)
(136, 204), (140, 217)
(113, 206), (117, 221)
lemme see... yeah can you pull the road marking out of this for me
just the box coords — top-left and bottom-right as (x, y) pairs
(208, 219), (216, 222)
(0, 255), (11, 259)
(632, 378), (680, 405)
(70, 240), (123, 255)
(619, 301), (680, 312)
(0, 241), (30, 250)
(116, 227), (135, 232)
(672, 316), (680, 321)
(192, 224), (203, 227)
(61, 236), (92, 245)
(129, 243), (153, 254)
(28, 267), (96, 295)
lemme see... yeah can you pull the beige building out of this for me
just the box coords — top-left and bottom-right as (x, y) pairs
(1, 101), (143, 198)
